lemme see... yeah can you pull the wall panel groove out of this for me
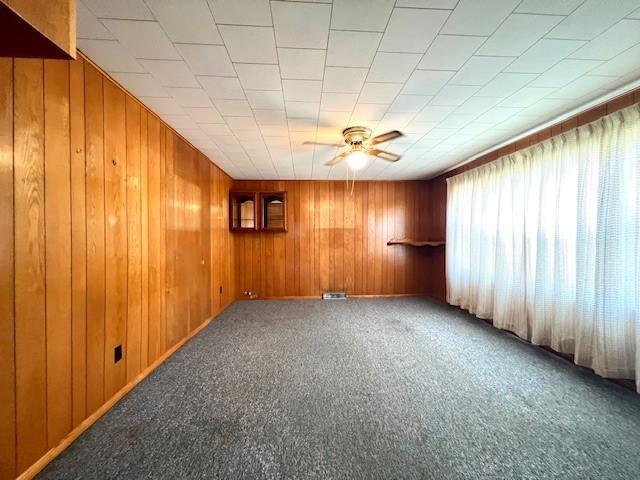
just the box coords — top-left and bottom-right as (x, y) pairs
(2, 54), (235, 480)
(232, 180), (429, 299)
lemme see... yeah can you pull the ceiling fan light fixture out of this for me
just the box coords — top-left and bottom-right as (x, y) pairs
(346, 149), (368, 171)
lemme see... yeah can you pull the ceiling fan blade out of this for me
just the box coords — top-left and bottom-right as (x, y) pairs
(302, 141), (344, 147)
(324, 151), (348, 166)
(369, 149), (401, 162)
(369, 130), (403, 146)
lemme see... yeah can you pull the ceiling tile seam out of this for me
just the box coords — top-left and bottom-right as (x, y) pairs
(564, 18), (640, 60)
(309, 0), (336, 180)
(369, 3), (461, 180)
(340, 0), (400, 180)
(200, 0), (266, 178)
(398, 6), (612, 170)
(433, 76), (640, 179)
(268, 0), (303, 179)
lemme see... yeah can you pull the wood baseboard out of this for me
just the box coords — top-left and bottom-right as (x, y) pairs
(236, 293), (425, 300)
(16, 301), (235, 480)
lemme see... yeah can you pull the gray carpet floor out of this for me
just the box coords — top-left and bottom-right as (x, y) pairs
(39, 298), (640, 479)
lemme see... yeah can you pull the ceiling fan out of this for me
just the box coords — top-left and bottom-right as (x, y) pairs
(304, 126), (404, 171)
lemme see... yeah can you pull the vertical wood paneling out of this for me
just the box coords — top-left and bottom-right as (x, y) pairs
(84, 62), (105, 415)
(6, 54), (236, 478)
(140, 111), (149, 370)
(147, 115), (161, 364)
(0, 57), (16, 480)
(103, 80), (127, 400)
(125, 97), (142, 382)
(43, 59), (72, 448)
(14, 58), (47, 473)
(69, 55), (87, 428)
(233, 180), (429, 298)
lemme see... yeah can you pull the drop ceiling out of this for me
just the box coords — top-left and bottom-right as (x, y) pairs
(78, 0), (640, 180)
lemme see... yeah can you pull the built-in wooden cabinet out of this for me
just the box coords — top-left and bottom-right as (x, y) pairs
(230, 191), (287, 233)
(230, 192), (258, 232)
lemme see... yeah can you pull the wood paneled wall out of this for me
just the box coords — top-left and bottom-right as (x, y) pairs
(232, 180), (431, 298)
(0, 55), (234, 479)
(424, 87), (640, 304)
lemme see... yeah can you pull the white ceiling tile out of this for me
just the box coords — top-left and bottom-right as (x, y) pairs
(218, 26), (278, 63)
(77, 2), (114, 39)
(283, 80), (322, 102)
(175, 44), (235, 77)
(397, 0), (459, 7)
(379, 112), (416, 128)
(198, 76), (245, 100)
(83, 0), (153, 19)
(388, 95), (431, 113)
(499, 87), (556, 107)
(352, 103), (389, 121)
(547, 75), (614, 100)
(318, 111), (352, 127)
(367, 53), (422, 83)
(474, 106), (521, 124)
(331, 0), (395, 31)
(200, 123), (233, 136)
(272, 1), (331, 49)
(529, 59), (602, 87)
(245, 90), (286, 109)
(589, 43), (640, 76)
(359, 83), (403, 103)
(167, 87), (213, 107)
(320, 93), (359, 112)
(570, 20), (640, 60)
(234, 64), (282, 90)
(403, 121), (438, 134)
(547, 0), (640, 40)
(225, 116), (259, 130)
(515, 0), (584, 15)
(184, 107), (224, 123)
(207, 0), (272, 26)
(323, 67), (368, 93)
(476, 72), (536, 97)
(477, 14), (563, 56)
(214, 99), (253, 116)
(254, 109), (288, 125)
(413, 104), (456, 121)
(146, 0), (222, 44)
(418, 35), (485, 70)
(504, 39), (585, 73)
(454, 96), (502, 115)
(102, 20), (180, 60)
(78, 39), (144, 72)
(111, 72), (167, 97)
(160, 114), (198, 129)
(442, 0), (520, 36)
(286, 101), (320, 118)
(139, 60), (199, 87)
(379, 8), (449, 53)
(260, 125), (290, 137)
(326, 31), (383, 67)
(403, 70), (454, 95)
(450, 56), (513, 85)
(278, 49), (326, 80)
(438, 114), (477, 128)
(629, 6), (640, 18)
(431, 85), (481, 106)
(288, 118), (317, 132)
(139, 96), (185, 115)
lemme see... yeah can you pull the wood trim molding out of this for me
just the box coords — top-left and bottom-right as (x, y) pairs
(15, 302), (234, 480)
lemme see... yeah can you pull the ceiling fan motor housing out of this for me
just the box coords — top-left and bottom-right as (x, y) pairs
(342, 126), (372, 149)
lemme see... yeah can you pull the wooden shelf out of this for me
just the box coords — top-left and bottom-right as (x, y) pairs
(387, 239), (445, 247)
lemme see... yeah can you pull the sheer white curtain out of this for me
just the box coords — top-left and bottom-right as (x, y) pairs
(446, 103), (640, 392)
